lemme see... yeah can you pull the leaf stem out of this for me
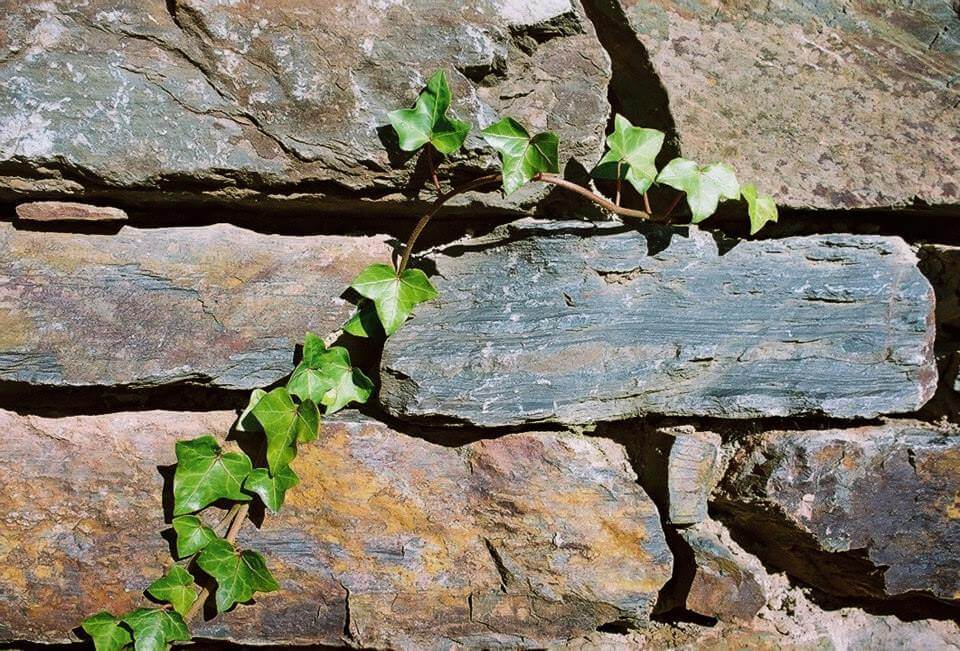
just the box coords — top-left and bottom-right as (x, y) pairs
(426, 145), (441, 193)
(643, 192), (652, 214)
(663, 192), (684, 220)
(615, 161), (622, 207)
(534, 173), (660, 221)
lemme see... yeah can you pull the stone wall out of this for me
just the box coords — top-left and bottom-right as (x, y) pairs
(1, 0), (958, 649)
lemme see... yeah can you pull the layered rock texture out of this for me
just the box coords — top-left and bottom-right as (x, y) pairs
(381, 221), (936, 425)
(2, 0), (959, 649)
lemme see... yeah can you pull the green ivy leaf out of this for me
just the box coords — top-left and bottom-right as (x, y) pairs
(146, 566), (197, 617)
(323, 367), (375, 415)
(171, 515), (218, 559)
(350, 263), (438, 336)
(173, 436), (252, 516)
(388, 70), (470, 155)
(592, 114), (665, 194)
(481, 117), (559, 195)
(236, 388), (266, 433)
(196, 539), (280, 613)
(657, 158), (740, 223)
(342, 299), (382, 338)
(244, 466), (300, 513)
(121, 608), (190, 651)
(81, 612), (132, 651)
(252, 387), (319, 472)
(741, 183), (779, 235)
(287, 362), (337, 406)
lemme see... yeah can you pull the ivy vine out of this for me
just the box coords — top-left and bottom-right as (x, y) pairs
(80, 69), (778, 649)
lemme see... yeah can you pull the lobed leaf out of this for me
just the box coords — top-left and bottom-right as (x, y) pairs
(171, 515), (218, 559)
(657, 158), (740, 223)
(236, 388), (266, 433)
(244, 466), (300, 513)
(197, 539), (280, 613)
(173, 436), (252, 516)
(342, 299), (382, 338)
(252, 387), (319, 472)
(481, 118), (559, 195)
(592, 114), (665, 194)
(741, 183), (779, 235)
(121, 607), (190, 651)
(146, 566), (197, 617)
(350, 263), (438, 336)
(387, 70), (469, 155)
(81, 612), (132, 651)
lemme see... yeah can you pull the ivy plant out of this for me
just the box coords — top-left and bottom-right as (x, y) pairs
(80, 69), (780, 649)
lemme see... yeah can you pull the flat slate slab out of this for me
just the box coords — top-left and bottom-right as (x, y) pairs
(380, 221), (936, 425)
(0, 409), (671, 648)
(0, 223), (390, 389)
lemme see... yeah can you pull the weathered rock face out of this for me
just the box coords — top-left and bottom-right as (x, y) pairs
(0, 222), (390, 389)
(919, 244), (960, 395)
(716, 421), (960, 603)
(14, 201), (127, 223)
(600, 0), (960, 210)
(0, 409), (671, 648)
(0, 0), (609, 213)
(380, 220), (936, 426)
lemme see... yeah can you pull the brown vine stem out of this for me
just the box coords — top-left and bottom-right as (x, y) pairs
(397, 172), (670, 275)
(183, 503), (249, 622)
(425, 145), (441, 193)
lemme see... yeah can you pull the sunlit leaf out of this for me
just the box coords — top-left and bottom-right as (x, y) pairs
(481, 117), (559, 195)
(244, 466), (300, 513)
(592, 114), (665, 194)
(741, 183), (779, 235)
(171, 515), (218, 559)
(350, 263), (438, 336)
(657, 158), (740, 223)
(196, 539), (279, 613)
(342, 299), (382, 338)
(236, 388), (266, 433)
(121, 607), (190, 651)
(81, 612), (132, 651)
(388, 70), (469, 155)
(146, 566), (197, 617)
(252, 387), (319, 472)
(173, 436), (252, 516)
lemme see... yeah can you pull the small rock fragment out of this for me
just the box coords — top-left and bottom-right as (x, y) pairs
(15, 201), (127, 223)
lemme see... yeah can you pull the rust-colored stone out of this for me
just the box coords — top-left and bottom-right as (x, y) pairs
(15, 201), (128, 222)
(0, 409), (672, 648)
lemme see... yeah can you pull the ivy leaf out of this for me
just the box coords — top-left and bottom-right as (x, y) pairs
(657, 158), (740, 223)
(252, 387), (319, 472)
(146, 566), (197, 617)
(388, 70), (470, 155)
(350, 263), (438, 336)
(173, 436), (252, 516)
(342, 299), (383, 338)
(171, 515), (218, 559)
(81, 612), (132, 651)
(287, 362), (337, 406)
(244, 466), (300, 513)
(236, 388), (266, 433)
(196, 539), (280, 613)
(287, 339), (349, 404)
(121, 608), (190, 651)
(323, 367), (375, 414)
(481, 118), (559, 195)
(741, 183), (779, 235)
(592, 114), (665, 194)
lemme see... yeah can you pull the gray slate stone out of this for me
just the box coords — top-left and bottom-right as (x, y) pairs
(0, 222), (391, 389)
(380, 220), (937, 426)
(0, 0), (609, 214)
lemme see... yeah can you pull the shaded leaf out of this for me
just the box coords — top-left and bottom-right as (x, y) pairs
(657, 158), (740, 223)
(146, 566), (197, 617)
(236, 388), (266, 433)
(592, 114), (665, 194)
(80, 612), (132, 651)
(173, 436), (252, 516)
(481, 117), (559, 195)
(342, 299), (383, 338)
(244, 466), (300, 513)
(196, 539), (280, 613)
(252, 387), (319, 472)
(350, 263), (438, 336)
(121, 608), (190, 651)
(741, 183), (779, 235)
(171, 515), (218, 559)
(387, 70), (469, 155)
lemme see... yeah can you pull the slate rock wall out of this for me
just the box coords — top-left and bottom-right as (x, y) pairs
(1, 0), (959, 649)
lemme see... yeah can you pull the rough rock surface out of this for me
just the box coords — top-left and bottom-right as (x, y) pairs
(601, 0), (960, 210)
(0, 0), (609, 213)
(0, 222), (390, 389)
(0, 409), (672, 647)
(380, 220), (936, 426)
(664, 427), (721, 526)
(920, 244), (960, 395)
(716, 421), (960, 603)
(14, 201), (127, 222)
